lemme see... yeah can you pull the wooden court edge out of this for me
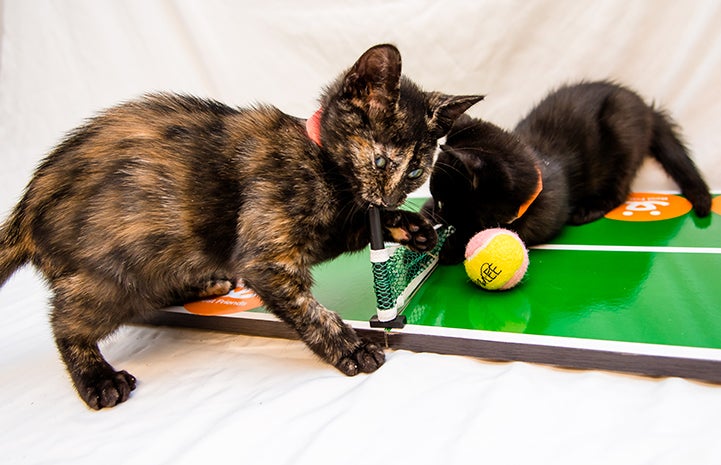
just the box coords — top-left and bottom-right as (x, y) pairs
(141, 307), (721, 384)
(142, 191), (721, 383)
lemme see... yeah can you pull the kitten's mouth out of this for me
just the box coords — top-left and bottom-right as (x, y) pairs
(365, 197), (405, 209)
(363, 190), (406, 209)
(366, 199), (387, 209)
(360, 182), (407, 208)
(362, 192), (386, 209)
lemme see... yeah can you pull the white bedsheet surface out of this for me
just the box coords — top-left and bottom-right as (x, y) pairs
(2, 1), (721, 464)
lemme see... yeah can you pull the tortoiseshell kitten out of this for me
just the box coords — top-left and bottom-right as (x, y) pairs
(424, 81), (711, 264)
(0, 44), (482, 409)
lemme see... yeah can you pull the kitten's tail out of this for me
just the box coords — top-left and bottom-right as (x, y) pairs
(650, 110), (711, 217)
(0, 203), (32, 287)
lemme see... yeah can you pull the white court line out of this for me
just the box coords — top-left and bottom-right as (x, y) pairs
(531, 244), (721, 254)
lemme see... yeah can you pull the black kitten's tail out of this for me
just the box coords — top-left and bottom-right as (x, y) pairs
(650, 110), (712, 217)
(0, 203), (31, 287)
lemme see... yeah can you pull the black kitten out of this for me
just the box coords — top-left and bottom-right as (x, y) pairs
(424, 81), (711, 264)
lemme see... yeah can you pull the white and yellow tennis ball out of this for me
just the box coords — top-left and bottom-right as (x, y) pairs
(464, 228), (529, 291)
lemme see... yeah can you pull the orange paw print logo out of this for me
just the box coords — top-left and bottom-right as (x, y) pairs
(712, 196), (721, 216)
(184, 282), (264, 315)
(605, 193), (692, 222)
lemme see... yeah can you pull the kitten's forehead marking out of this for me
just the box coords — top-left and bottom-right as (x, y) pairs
(372, 142), (407, 163)
(374, 143), (412, 198)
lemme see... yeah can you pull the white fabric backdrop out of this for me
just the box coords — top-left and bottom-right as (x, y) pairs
(1, 1), (720, 464)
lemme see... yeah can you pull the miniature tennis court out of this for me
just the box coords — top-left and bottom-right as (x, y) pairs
(146, 192), (721, 382)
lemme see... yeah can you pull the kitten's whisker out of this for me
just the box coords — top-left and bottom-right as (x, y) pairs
(440, 145), (492, 155)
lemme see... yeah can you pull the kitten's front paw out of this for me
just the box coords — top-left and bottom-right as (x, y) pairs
(335, 341), (385, 376)
(383, 210), (438, 252)
(77, 369), (137, 410)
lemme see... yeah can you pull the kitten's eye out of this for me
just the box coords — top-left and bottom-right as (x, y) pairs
(407, 168), (424, 179)
(374, 156), (388, 169)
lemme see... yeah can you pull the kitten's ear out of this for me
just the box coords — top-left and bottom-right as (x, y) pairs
(428, 94), (484, 138)
(342, 44), (402, 115)
(440, 144), (492, 191)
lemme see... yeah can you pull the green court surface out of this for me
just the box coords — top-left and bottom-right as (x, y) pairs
(150, 193), (721, 382)
(319, 195), (721, 347)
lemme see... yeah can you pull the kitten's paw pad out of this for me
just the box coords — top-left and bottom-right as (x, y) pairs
(79, 370), (137, 410)
(405, 220), (437, 252)
(198, 279), (235, 298)
(335, 342), (385, 376)
(384, 211), (438, 252)
(387, 227), (411, 243)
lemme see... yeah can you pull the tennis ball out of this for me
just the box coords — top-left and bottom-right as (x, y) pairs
(464, 228), (529, 291)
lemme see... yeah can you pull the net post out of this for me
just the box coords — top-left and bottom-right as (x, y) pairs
(368, 206), (407, 329)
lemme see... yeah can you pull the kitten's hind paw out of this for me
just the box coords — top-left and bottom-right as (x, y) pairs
(568, 207), (608, 225)
(77, 369), (137, 410)
(198, 278), (235, 298)
(335, 341), (385, 376)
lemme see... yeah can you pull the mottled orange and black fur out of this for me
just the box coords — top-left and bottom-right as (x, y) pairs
(0, 44), (482, 409)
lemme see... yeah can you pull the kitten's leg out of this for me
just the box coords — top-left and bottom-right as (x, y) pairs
(419, 200), (466, 264)
(569, 190), (630, 225)
(437, 229), (469, 265)
(243, 266), (384, 376)
(382, 210), (438, 251)
(570, 92), (651, 225)
(55, 336), (137, 410)
(569, 202), (608, 224)
(50, 275), (138, 410)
